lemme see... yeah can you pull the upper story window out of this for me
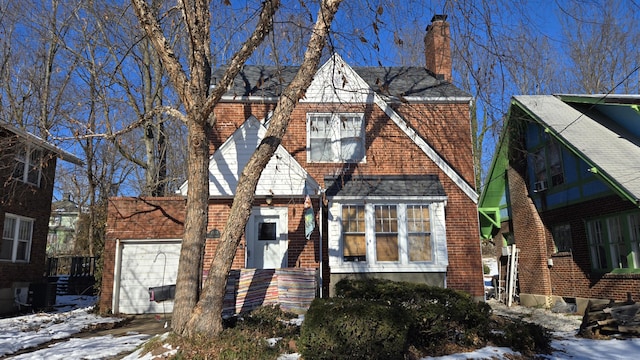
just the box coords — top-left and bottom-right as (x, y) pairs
(307, 113), (365, 163)
(531, 138), (564, 192)
(13, 145), (43, 186)
(1, 214), (34, 263)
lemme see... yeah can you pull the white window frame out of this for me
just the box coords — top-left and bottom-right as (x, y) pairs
(331, 200), (447, 273)
(306, 113), (365, 163)
(13, 144), (43, 186)
(1, 213), (34, 263)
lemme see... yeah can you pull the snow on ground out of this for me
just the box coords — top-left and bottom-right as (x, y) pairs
(2, 295), (640, 359)
(0, 295), (152, 359)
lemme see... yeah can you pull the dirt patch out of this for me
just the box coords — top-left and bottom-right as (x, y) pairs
(74, 314), (171, 339)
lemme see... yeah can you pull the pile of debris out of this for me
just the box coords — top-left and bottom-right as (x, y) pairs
(580, 295), (640, 337)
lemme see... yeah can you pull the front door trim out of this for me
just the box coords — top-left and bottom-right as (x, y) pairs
(246, 206), (288, 269)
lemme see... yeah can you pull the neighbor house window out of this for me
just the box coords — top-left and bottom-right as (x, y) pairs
(1, 214), (34, 262)
(530, 138), (564, 192)
(13, 145), (43, 186)
(341, 203), (434, 264)
(586, 212), (640, 272)
(342, 205), (366, 261)
(629, 214), (640, 269)
(308, 113), (364, 162)
(552, 224), (572, 253)
(587, 220), (608, 270)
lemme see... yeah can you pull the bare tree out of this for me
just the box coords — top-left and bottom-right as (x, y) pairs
(130, 0), (342, 336)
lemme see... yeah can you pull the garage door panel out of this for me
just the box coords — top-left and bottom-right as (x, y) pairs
(118, 241), (181, 314)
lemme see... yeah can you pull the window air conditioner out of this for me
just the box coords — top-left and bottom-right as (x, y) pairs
(534, 180), (548, 192)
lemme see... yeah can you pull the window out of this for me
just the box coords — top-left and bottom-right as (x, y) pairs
(587, 220), (608, 270)
(375, 205), (398, 261)
(530, 138), (564, 191)
(1, 214), (34, 262)
(308, 113), (364, 162)
(258, 222), (277, 241)
(341, 203), (434, 265)
(586, 212), (640, 272)
(342, 205), (366, 262)
(407, 205), (431, 261)
(629, 214), (640, 269)
(13, 145), (43, 186)
(608, 217), (629, 268)
(552, 224), (572, 253)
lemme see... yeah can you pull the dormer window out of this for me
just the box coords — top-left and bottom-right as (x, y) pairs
(307, 113), (365, 163)
(13, 145), (43, 187)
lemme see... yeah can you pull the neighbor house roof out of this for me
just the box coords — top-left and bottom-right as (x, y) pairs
(0, 121), (83, 165)
(513, 94), (640, 205)
(325, 175), (446, 199)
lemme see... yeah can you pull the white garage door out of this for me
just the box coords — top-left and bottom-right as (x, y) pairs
(117, 240), (181, 314)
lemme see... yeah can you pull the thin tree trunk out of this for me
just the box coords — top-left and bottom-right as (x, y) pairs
(184, 0), (343, 337)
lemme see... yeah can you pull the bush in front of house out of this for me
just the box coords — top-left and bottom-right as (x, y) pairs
(298, 297), (410, 360)
(334, 278), (491, 355)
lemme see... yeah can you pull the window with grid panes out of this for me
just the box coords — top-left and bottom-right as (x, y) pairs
(342, 205), (366, 261)
(407, 205), (432, 261)
(1, 214), (33, 262)
(375, 205), (398, 261)
(308, 113), (364, 162)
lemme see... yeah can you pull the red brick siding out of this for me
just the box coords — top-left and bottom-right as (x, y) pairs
(0, 151), (57, 289)
(210, 101), (483, 298)
(99, 197), (186, 312)
(508, 157), (640, 302)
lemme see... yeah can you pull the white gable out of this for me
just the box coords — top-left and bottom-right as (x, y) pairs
(178, 116), (319, 197)
(301, 53), (374, 104)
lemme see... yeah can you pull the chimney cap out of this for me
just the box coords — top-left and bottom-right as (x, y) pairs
(431, 14), (448, 22)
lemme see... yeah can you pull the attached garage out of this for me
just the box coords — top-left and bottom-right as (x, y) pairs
(112, 239), (181, 314)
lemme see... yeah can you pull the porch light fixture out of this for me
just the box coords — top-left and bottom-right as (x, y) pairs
(265, 191), (274, 206)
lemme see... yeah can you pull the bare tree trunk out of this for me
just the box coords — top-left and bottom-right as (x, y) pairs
(184, 0), (343, 337)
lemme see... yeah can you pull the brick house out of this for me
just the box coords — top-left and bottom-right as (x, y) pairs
(100, 15), (484, 314)
(0, 121), (82, 315)
(479, 94), (640, 313)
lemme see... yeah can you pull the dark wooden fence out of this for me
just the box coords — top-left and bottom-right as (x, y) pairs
(46, 256), (98, 295)
(46, 256), (97, 277)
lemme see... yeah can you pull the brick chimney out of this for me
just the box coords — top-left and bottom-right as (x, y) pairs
(424, 14), (452, 82)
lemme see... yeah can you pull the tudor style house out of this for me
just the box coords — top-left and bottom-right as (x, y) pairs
(0, 122), (82, 315)
(479, 94), (640, 313)
(100, 15), (484, 314)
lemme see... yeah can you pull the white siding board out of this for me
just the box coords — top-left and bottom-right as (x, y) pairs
(118, 241), (181, 314)
(179, 116), (319, 197)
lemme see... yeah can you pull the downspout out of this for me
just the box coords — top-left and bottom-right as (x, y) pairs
(318, 189), (325, 298)
(112, 238), (122, 313)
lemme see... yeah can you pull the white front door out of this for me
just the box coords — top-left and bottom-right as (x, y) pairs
(246, 207), (288, 269)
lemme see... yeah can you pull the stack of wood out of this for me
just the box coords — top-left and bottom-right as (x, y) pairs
(580, 294), (640, 337)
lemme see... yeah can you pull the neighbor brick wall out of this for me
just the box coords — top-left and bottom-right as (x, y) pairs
(507, 167), (553, 296)
(543, 195), (639, 301)
(0, 152), (57, 289)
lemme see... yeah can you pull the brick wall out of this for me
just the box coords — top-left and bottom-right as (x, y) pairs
(508, 160), (640, 302)
(99, 197), (186, 312)
(0, 152), (57, 289)
(210, 100), (483, 299)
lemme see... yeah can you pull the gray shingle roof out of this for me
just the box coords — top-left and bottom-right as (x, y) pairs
(513, 95), (640, 204)
(324, 175), (446, 197)
(211, 64), (470, 100)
